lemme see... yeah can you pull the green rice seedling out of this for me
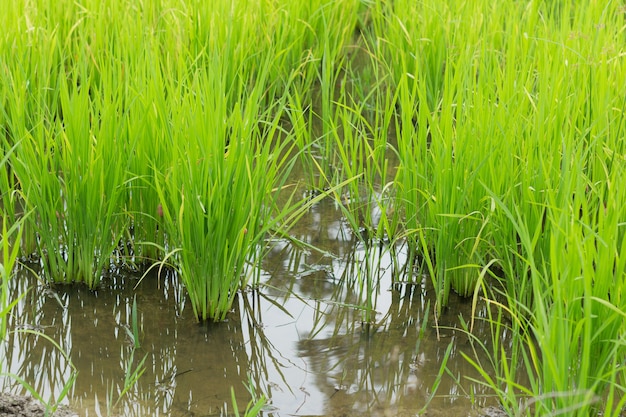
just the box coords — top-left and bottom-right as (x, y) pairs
(391, 72), (430, 265)
(12, 60), (129, 287)
(0, 142), (20, 227)
(9, 122), (65, 279)
(464, 134), (626, 415)
(3, 31), (66, 268)
(361, 9), (626, 412)
(464, 200), (626, 416)
(366, 0), (469, 309)
(372, 0), (626, 316)
(152, 46), (302, 321)
(152, 61), (355, 321)
(482, 0), (626, 306)
(532, 141), (626, 415)
(373, 0), (472, 310)
(3, 2), (133, 286)
(391, 51), (498, 315)
(229, 377), (267, 417)
(107, 348), (148, 412)
(1, 30), (60, 256)
(0, 217), (25, 354)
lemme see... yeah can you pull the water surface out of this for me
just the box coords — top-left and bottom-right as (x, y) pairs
(1, 198), (507, 416)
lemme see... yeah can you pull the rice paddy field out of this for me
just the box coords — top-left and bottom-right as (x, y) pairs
(1, 0), (626, 416)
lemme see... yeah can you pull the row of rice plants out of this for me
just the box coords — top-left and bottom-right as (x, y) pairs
(4, 42), (130, 286)
(0, 0), (364, 321)
(465, 171), (626, 415)
(366, 0), (626, 414)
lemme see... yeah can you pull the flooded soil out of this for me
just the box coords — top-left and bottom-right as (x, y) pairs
(1, 198), (510, 416)
(0, 393), (78, 417)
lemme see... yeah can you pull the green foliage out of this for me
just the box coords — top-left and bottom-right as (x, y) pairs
(2, 0), (626, 414)
(369, 0), (626, 413)
(0, 217), (23, 360)
(152, 52), (299, 320)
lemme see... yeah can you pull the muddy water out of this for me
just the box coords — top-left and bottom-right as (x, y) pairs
(1, 198), (507, 416)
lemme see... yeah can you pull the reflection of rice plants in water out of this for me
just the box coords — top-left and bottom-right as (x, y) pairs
(0, 217), (77, 413)
(1, 0), (626, 415)
(250, 236), (461, 415)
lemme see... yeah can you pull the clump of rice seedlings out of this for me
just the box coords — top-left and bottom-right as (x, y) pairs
(369, 0), (626, 413)
(390, 39), (498, 315)
(465, 178), (626, 416)
(10, 61), (129, 287)
(384, 0), (626, 413)
(4, 1), (134, 285)
(152, 46), (302, 321)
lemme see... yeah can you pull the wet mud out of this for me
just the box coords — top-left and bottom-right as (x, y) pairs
(0, 393), (77, 417)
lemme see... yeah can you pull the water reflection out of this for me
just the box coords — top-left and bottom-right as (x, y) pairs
(1, 198), (508, 416)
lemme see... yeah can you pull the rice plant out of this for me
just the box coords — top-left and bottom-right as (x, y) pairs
(0, 217), (24, 353)
(150, 38), (302, 320)
(10, 64), (129, 287)
(372, 0), (626, 414)
(362, 1), (626, 414)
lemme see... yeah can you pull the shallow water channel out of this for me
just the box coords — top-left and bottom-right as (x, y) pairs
(1, 197), (507, 417)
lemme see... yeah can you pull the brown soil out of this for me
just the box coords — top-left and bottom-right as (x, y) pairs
(0, 393), (78, 417)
